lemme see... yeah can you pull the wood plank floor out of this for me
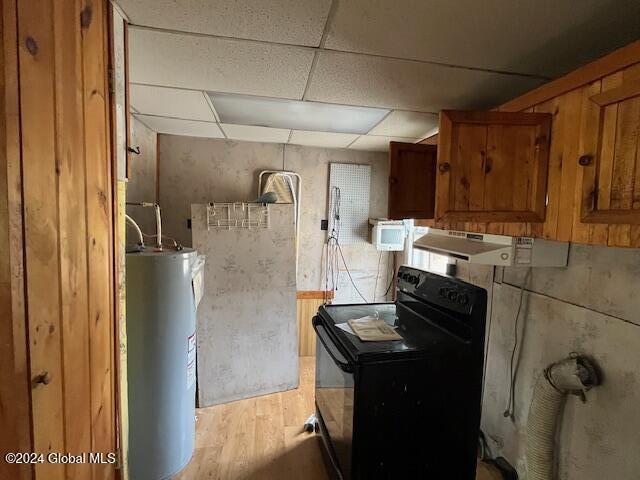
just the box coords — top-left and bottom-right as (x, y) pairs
(176, 356), (329, 480)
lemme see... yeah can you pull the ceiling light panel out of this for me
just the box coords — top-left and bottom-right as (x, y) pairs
(209, 93), (389, 134)
(130, 84), (215, 121)
(135, 115), (224, 138)
(220, 124), (291, 143)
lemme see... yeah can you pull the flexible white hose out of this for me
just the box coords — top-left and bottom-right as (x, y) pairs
(153, 204), (162, 249)
(125, 214), (144, 246)
(526, 376), (563, 480)
(526, 357), (599, 480)
(126, 202), (162, 248)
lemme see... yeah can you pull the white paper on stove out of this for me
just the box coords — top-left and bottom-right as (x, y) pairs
(335, 322), (357, 335)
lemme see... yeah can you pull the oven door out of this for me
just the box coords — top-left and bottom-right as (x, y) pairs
(313, 316), (355, 479)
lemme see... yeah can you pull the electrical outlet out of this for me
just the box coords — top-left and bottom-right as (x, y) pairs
(320, 219), (328, 231)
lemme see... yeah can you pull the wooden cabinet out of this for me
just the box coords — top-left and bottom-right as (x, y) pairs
(388, 142), (437, 219)
(435, 111), (552, 223)
(413, 41), (640, 247)
(580, 76), (640, 224)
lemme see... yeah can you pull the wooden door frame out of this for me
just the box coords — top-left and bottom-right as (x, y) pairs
(107, 3), (130, 478)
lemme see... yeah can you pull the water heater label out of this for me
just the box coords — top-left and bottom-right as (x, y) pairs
(187, 333), (196, 389)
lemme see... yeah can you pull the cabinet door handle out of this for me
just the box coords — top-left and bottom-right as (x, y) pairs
(389, 177), (398, 184)
(438, 162), (451, 173)
(578, 155), (593, 166)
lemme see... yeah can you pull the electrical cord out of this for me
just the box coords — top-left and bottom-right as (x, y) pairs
(503, 268), (532, 420)
(382, 252), (395, 298)
(323, 232), (340, 304)
(322, 185), (371, 304)
(373, 251), (383, 302)
(335, 241), (369, 303)
(323, 242), (330, 304)
(331, 186), (341, 242)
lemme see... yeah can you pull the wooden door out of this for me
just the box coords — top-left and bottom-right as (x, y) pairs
(436, 111), (552, 223)
(388, 142), (437, 219)
(580, 75), (640, 224)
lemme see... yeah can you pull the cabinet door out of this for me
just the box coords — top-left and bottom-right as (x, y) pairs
(436, 111), (552, 223)
(580, 77), (640, 224)
(388, 142), (437, 219)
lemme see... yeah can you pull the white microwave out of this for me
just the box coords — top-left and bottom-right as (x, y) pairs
(370, 220), (405, 251)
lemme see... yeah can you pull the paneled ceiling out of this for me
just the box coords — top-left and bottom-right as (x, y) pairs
(117, 0), (640, 151)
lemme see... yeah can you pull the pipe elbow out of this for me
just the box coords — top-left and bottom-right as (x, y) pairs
(545, 354), (601, 395)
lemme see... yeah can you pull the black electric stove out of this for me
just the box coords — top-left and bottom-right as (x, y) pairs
(313, 266), (487, 480)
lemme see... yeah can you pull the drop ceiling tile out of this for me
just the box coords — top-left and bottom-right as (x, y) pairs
(129, 27), (315, 99)
(349, 135), (418, 152)
(221, 124), (290, 143)
(368, 111), (439, 138)
(325, 0), (640, 77)
(289, 130), (359, 149)
(305, 51), (545, 112)
(130, 84), (215, 121)
(116, 0), (332, 47)
(135, 114), (224, 138)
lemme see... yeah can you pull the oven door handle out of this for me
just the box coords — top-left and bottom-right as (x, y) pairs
(313, 316), (355, 373)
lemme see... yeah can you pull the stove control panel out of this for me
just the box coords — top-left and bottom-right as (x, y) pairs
(397, 266), (478, 315)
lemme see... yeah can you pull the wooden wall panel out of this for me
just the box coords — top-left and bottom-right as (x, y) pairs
(1, 1), (117, 479)
(53, 0), (92, 478)
(553, 89), (583, 242)
(18, 1), (66, 476)
(296, 292), (333, 357)
(297, 299), (322, 356)
(0, 0), (32, 478)
(81, 1), (116, 477)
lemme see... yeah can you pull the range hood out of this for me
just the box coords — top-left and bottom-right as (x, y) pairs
(413, 229), (568, 267)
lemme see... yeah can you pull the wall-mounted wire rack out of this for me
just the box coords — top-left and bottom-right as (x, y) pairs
(205, 202), (270, 230)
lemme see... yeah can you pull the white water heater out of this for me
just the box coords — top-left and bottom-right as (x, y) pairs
(126, 248), (204, 480)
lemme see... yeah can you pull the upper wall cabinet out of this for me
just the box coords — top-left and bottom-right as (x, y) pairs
(435, 111), (552, 223)
(388, 142), (437, 220)
(580, 76), (640, 224)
